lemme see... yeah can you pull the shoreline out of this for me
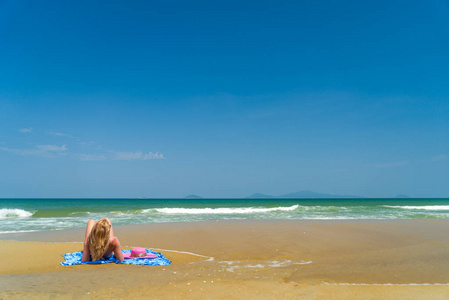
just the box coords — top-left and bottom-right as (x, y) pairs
(3, 198), (449, 234)
(3, 218), (449, 241)
(2, 219), (449, 298)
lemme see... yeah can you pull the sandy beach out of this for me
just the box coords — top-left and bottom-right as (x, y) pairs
(1, 219), (449, 299)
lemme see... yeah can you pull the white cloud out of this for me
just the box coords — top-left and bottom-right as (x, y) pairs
(50, 131), (76, 138)
(50, 131), (64, 136)
(50, 131), (66, 136)
(113, 151), (165, 160)
(0, 144), (67, 157)
(113, 151), (143, 160)
(1, 143), (165, 162)
(143, 152), (164, 160)
(19, 128), (33, 133)
(36, 144), (67, 152)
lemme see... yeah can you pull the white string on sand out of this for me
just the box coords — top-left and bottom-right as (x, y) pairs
(130, 246), (212, 259)
(323, 282), (449, 286)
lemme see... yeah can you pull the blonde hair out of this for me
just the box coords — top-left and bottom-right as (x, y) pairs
(88, 218), (111, 261)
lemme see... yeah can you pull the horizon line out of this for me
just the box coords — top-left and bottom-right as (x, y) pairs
(1, 197), (448, 200)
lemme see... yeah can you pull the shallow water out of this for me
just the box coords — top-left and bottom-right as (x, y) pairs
(1, 198), (449, 233)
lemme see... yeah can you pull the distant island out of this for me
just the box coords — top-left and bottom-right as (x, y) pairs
(246, 190), (361, 199)
(179, 191), (412, 199)
(184, 195), (203, 199)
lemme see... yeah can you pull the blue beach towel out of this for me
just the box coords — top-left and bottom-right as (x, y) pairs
(61, 249), (171, 266)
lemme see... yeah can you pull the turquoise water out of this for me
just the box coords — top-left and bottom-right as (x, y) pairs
(1, 198), (449, 234)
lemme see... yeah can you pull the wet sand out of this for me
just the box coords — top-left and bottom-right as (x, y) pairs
(1, 219), (449, 299)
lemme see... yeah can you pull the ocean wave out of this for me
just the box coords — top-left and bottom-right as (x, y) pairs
(0, 230), (39, 234)
(149, 204), (299, 215)
(110, 211), (129, 216)
(0, 208), (34, 218)
(69, 211), (92, 216)
(301, 205), (349, 212)
(384, 205), (449, 211)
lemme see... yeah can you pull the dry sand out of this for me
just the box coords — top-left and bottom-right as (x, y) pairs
(1, 219), (449, 299)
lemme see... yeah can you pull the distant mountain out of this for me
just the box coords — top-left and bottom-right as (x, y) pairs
(395, 194), (410, 198)
(278, 190), (360, 199)
(247, 190), (361, 199)
(246, 193), (274, 199)
(184, 195), (203, 199)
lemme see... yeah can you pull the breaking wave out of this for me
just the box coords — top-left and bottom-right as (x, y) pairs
(384, 205), (449, 211)
(149, 204), (299, 214)
(0, 208), (34, 219)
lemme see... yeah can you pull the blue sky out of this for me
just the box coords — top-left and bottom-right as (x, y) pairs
(0, 0), (448, 198)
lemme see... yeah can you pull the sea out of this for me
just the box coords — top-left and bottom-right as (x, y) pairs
(1, 198), (449, 234)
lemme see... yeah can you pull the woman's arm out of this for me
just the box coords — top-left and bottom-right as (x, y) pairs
(104, 218), (124, 261)
(81, 219), (95, 262)
(111, 236), (124, 261)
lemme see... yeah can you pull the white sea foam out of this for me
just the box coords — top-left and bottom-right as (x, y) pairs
(151, 205), (299, 215)
(0, 230), (39, 234)
(0, 208), (34, 218)
(384, 205), (449, 210)
(219, 259), (312, 272)
(268, 260), (312, 267)
(110, 211), (127, 216)
(69, 211), (91, 216)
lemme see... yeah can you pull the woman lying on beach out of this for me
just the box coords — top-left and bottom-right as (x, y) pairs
(81, 218), (125, 261)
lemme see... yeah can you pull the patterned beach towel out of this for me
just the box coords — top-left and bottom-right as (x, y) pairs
(61, 249), (171, 266)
